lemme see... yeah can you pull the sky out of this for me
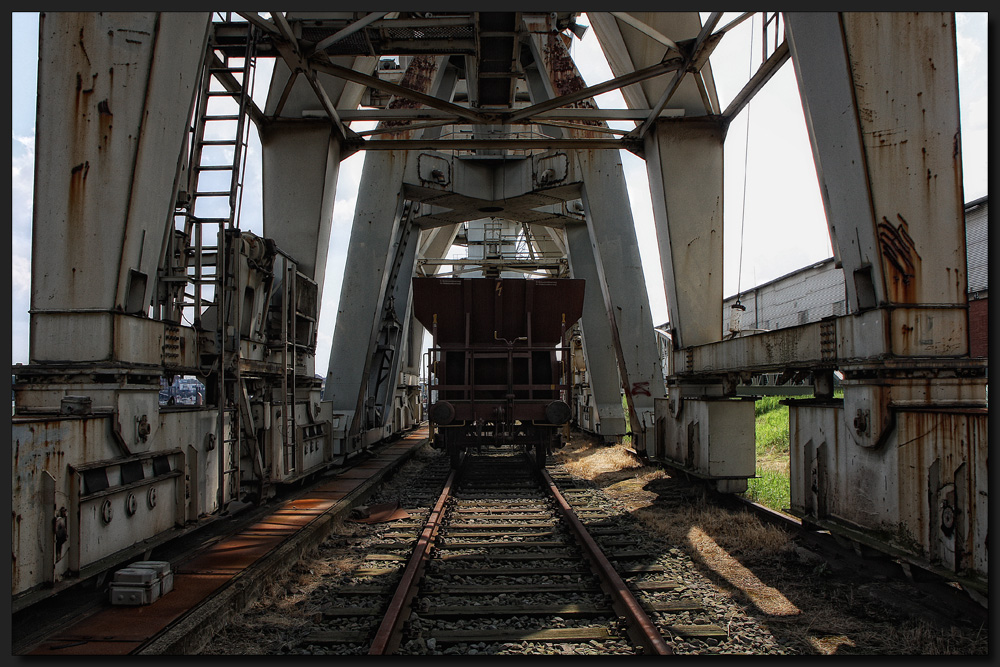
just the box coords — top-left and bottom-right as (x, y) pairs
(10, 12), (989, 371)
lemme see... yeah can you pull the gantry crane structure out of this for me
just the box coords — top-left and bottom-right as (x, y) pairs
(12, 11), (986, 609)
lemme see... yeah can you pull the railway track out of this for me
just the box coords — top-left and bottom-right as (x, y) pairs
(33, 428), (961, 656)
(285, 448), (737, 656)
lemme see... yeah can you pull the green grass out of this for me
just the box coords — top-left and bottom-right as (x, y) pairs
(744, 467), (791, 510)
(615, 388), (844, 513)
(746, 396), (791, 510)
(744, 389), (842, 511)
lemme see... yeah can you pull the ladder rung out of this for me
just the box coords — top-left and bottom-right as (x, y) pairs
(200, 139), (237, 146)
(204, 115), (241, 121)
(194, 191), (233, 197)
(207, 90), (238, 97)
(197, 165), (234, 171)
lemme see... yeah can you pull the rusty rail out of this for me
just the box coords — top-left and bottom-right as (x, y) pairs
(368, 468), (457, 655)
(540, 468), (673, 655)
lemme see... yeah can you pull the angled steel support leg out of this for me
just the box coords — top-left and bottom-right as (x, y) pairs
(576, 150), (665, 452)
(523, 17), (664, 451)
(643, 121), (725, 350)
(323, 151), (409, 446)
(565, 223), (628, 440)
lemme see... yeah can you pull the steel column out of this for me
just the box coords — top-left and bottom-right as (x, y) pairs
(30, 12), (211, 363)
(565, 224), (628, 438)
(322, 150), (408, 430)
(323, 55), (449, 445)
(643, 121), (726, 349)
(525, 15), (665, 450)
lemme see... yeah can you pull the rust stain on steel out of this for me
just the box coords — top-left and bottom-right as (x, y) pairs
(26, 431), (429, 655)
(894, 409), (984, 573)
(877, 213), (921, 303)
(378, 55), (441, 135)
(541, 28), (603, 137)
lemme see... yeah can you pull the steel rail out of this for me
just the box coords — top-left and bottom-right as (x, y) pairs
(540, 468), (672, 655)
(368, 467), (457, 655)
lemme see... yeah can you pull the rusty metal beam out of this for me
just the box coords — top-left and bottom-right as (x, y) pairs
(311, 56), (488, 124)
(302, 67), (359, 143)
(235, 11), (281, 37)
(264, 11), (356, 143)
(721, 39), (789, 123)
(347, 138), (638, 151)
(308, 11), (390, 56)
(716, 11), (755, 35)
(505, 58), (684, 124)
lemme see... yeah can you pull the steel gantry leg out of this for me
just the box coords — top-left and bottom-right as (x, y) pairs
(781, 12), (987, 585)
(576, 148), (667, 453)
(322, 150), (410, 452)
(31, 12), (212, 362)
(523, 14), (666, 452)
(585, 12), (754, 481)
(322, 54), (451, 454)
(565, 224), (629, 440)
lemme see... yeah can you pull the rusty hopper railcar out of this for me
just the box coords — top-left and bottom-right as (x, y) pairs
(412, 277), (585, 467)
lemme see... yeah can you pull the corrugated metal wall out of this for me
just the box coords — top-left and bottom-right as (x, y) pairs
(965, 198), (988, 295)
(723, 260), (847, 332)
(721, 199), (988, 334)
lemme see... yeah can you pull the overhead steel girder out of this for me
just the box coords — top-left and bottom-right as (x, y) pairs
(261, 39), (375, 307)
(400, 150), (585, 228)
(30, 12), (212, 364)
(588, 11), (721, 117)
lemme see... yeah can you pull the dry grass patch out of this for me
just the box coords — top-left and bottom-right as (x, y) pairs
(632, 503), (794, 562)
(558, 437), (643, 477)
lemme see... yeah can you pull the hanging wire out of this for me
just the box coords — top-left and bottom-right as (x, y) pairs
(729, 13), (756, 337)
(734, 12), (755, 307)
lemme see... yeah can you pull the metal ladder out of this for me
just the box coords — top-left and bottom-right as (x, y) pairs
(176, 16), (258, 508)
(281, 260), (298, 477)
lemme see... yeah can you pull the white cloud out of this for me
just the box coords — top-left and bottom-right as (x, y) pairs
(12, 254), (31, 298)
